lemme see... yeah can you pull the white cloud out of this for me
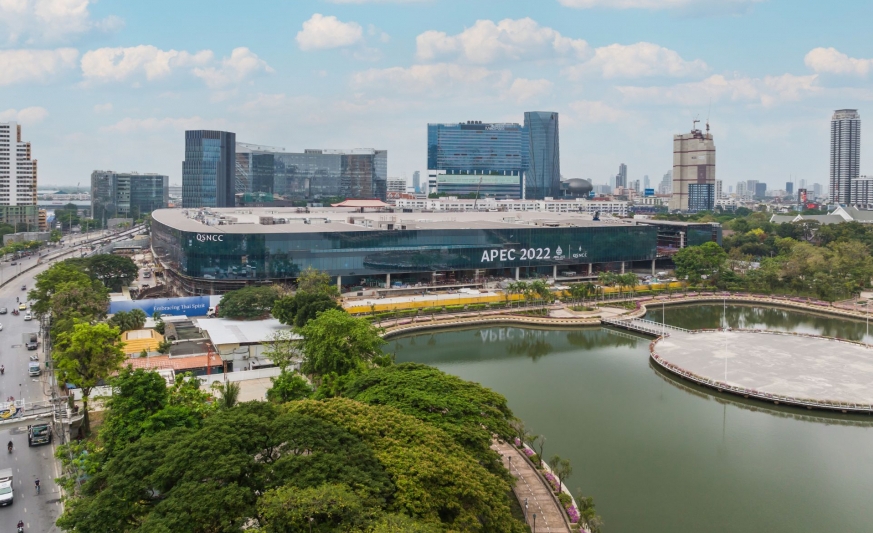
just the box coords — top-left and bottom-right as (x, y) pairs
(80, 45), (213, 83)
(805, 47), (873, 77)
(565, 42), (707, 79)
(101, 116), (227, 134)
(193, 47), (274, 88)
(568, 100), (630, 123)
(0, 106), (49, 124)
(93, 103), (112, 113)
(416, 18), (589, 64)
(352, 63), (511, 94)
(558, 0), (764, 9)
(296, 14), (363, 51)
(503, 78), (553, 102)
(0, 0), (123, 44)
(0, 48), (78, 85)
(616, 73), (819, 107)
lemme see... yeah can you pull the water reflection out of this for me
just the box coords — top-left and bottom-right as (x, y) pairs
(646, 303), (873, 342)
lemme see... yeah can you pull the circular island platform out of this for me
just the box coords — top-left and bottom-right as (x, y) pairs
(650, 329), (873, 412)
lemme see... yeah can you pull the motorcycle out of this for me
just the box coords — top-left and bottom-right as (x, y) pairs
(28, 355), (38, 362)
(11, 309), (18, 316)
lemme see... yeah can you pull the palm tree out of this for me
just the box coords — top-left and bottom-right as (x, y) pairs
(212, 380), (241, 409)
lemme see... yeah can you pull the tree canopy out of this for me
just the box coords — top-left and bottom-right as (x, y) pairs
(272, 291), (341, 328)
(218, 285), (280, 320)
(299, 310), (388, 380)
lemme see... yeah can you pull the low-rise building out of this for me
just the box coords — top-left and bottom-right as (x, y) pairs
(394, 196), (628, 216)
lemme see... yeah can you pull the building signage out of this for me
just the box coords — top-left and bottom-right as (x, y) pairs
(196, 234), (224, 242)
(479, 245), (587, 263)
(110, 296), (212, 317)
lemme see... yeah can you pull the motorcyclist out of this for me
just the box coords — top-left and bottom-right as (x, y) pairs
(7, 440), (12, 452)
(34, 478), (39, 494)
(1, 365), (5, 375)
(17, 519), (23, 530)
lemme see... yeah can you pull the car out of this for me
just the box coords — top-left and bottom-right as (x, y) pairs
(24, 313), (32, 321)
(20, 285), (25, 291)
(0, 307), (6, 315)
(10, 261), (16, 265)
(26, 339), (37, 350)
(27, 423), (51, 446)
(18, 303), (25, 311)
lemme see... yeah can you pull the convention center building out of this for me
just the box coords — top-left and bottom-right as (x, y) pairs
(151, 207), (720, 294)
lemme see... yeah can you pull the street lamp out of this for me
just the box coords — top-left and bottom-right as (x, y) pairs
(532, 513), (537, 533)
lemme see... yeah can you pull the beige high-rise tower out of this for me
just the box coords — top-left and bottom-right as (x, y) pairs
(0, 122), (38, 229)
(669, 121), (716, 212)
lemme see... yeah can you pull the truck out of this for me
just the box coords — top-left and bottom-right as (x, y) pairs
(0, 468), (12, 506)
(28, 423), (52, 446)
(28, 361), (41, 377)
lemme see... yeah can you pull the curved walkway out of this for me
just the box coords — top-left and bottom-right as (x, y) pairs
(492, 440), (571, 533)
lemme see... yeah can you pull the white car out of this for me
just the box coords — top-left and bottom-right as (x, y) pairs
(24, 313), (32, 321)
(0, 323), (3, 331)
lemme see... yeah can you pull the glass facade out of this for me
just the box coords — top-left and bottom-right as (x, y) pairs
(688, 183), (715, 212)
(234, 149), (388, 201)
(427, 122), (527, 174)
(524, 111), (561, 200)
(152, 219), (658, 282)
(435, 174), (522, 199)
(91, 171), (168, 220)
(183, 130), (236, 208)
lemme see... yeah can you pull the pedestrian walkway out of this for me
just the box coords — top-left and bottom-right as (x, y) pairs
(492, 440), (571, 533)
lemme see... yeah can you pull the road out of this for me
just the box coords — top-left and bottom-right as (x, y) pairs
(0, 229), (132, 532)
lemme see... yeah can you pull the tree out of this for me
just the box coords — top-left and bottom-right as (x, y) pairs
(86, 254), (138, 291)
(673, 242), (728, 286)
(266, 370), (313, 403)
(218, 285), (279, 320)
(299, 310), (388, 380)
(296, 266), (338, 296)
(54, 322), (126, 435)
(49, 280), (110, 337)
(99, 367), (171, 457)
(153, 311), (165, 334)
(157, 339), (172, 354)
(29, 261), (93, 316)
(258, 483), (367, 533)
(338, 363), (514, 472)
(273, 291), (341, 328)
(211, 380), (241, 409)
(549, 455), (572, 494)
(108, 309), (147, 332)
(49, 229), (62, 243)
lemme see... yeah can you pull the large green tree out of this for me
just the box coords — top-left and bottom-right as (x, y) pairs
(86, 254), (138, 291)
(296, 266), (338, 296)
(54, 322), (126, 435)
(29, 261), (94, 316)
(272, 291), (340, 328)
(108, 309), (148, 333)
(299, 310), (388, 380)
(218, 285), (279, 320)
(673, 241), (728, 285)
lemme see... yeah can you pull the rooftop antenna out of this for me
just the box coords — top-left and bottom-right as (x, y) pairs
(692, 116), (700, 132)
(706, 98), (711, 133)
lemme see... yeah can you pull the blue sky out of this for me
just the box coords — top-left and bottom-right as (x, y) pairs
(1, 0), (872, 190)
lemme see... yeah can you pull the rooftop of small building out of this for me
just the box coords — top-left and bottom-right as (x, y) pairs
(152, 207), (634, 234)
(635, 219), (720, 228)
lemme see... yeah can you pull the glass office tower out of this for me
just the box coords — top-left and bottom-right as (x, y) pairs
(427, 121), (526, 199)
(183, 130), (236, 208)
(524, 111), (561, 200)
(91, 171), (169, 220)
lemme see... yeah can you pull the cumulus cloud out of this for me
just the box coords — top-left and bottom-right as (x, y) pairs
(416, 18), (589, 64)
(81, 45), (213, 83)
(558, 0), (764, 9)
(296, 14), (363, 51)
(568, 100), (630, 123)
(503, 78), (553, 102)
(101, 116), (227, 133)
(193, 47), (274, 88)
(0, 0), (123, 44)
(565, 42), (707, 78)
(616, 73), (819, 107)
(0, 48), (78, 85)
(352, 63), (512, 95)
(0, 106), (49, 124)
(805, 47), (873, 77)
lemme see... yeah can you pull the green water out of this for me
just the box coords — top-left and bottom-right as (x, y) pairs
(391, 304), (873, 533)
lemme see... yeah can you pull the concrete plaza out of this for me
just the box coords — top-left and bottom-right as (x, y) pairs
(654, 330), (873, 405)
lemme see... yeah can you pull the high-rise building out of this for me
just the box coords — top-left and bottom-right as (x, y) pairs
(629, 179), (640, 192)
(615, 164), (628, 189)
(830, 109), (861, 205)
(234, 145), (387, 201)
(412, 171), (421, 194)
(609, 175), (616, 189)
(91, 171), (169, 221)
(813, 183), (823, 197)
(737, 181), (747, 198)
(427, 120), (526, 199)
(0, 122), (38, 230)
(183, 130), (236, 208)
(798, 178), (807, 190)
(786, 181), (794, 194)
(658, 170), (672, 194)
(524, 111), (561, 199)
(643, 175), (650, 191)
(688, 183), (715, 212)
(755, 183), (767, 199)
(670, 122), (715, 211)
(386, 177), (406, 199)
(715, 180), (723, 199)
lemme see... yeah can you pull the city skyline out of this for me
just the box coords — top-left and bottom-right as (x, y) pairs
(0, 0), (871, 188)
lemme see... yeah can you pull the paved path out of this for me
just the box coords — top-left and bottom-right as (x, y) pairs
(492, 440), (570, 533)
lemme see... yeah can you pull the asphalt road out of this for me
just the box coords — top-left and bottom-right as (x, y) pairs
(0, 228), (145, 531)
